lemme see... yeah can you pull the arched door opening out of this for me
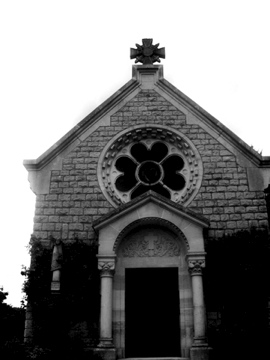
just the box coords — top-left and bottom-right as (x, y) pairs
(113, 222), (190, 358)
(93, 193), (209, 360)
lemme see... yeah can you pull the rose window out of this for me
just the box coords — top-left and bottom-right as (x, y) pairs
(98, 126), (203, 207)
(115, 142), (186, 200)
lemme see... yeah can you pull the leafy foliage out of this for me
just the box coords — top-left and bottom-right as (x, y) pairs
(204, 228), (270, 359)
(16, 228), (270, 359)
(0, 287), (25, 360)
(21, 234), (100, 356)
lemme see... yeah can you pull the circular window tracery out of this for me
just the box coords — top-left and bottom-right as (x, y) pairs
(114, 142), (186, 200)
(98, 126), (203, 207)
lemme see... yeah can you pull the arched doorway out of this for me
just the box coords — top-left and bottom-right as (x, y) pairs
(93, 191), (209, 360)
(113, 221), (191, 358)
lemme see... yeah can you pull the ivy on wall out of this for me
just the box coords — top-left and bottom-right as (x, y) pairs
(22, 235), (100, 356)
(20, 228), (270, 359)
(204, 227), (270, 360)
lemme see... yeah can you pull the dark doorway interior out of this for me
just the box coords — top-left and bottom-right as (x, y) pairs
(125, 267), (180, 358)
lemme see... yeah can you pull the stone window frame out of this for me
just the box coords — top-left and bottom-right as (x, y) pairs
(97, 124), (203, 207)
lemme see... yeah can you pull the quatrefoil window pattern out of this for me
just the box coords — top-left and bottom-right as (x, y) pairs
(98, 126), (202, 207)
(115, 142), (186, 200)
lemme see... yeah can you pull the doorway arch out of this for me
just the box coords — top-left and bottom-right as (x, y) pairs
(113, 219), (191, 358)
(93, 191), (209, 359)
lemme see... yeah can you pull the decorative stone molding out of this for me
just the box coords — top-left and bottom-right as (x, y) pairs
(186, 252), (206, 276)
(188, 259), (205, 276)
(98, 125), (203, 207)
(98, 261), (115, 277)
(122, 235), (180, 257)
(97, 256), (116, 277)
(113, 217), (189, 252)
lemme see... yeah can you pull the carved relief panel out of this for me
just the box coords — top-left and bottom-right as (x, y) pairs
(119, 227), (181, 258)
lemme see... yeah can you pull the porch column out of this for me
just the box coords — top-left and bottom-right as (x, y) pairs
(97, 256), (116, 348)
(187, 252), (209, 358)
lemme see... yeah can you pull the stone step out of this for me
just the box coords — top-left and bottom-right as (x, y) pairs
(123, 358), (189, 360)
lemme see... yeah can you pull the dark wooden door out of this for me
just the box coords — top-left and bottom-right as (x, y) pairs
(125, 267), (180, 358)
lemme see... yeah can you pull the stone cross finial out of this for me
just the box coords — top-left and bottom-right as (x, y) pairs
(130, 39), (165, 65)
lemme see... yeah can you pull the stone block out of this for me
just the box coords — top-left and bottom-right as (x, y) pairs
(240, 199), (253, 206)
(259, 220), (268, 227)
(255, 212), (268, 220)
(248, 220), (259, 227)
(93, 348), (116, 360)
(220, 214), (229, 221)
(236, 220), (249, 228)
(69, 223), (84, 231)
(217, 222), (226, 229)
(34, 215), (48, 223)
(190, 346), (210, 360)
(33, 223), (42, 231)
(227, 221), (236, 229)
(212, 193), (224, 200)
(246, 206), (258, 213)
(49, 216), (59, 222)
(210, 214), (221, 221)
(224, 207), (235, 214)
(229, 214), (241, 220)
(50, 188), (63, 194)
(242, 213), (255, 220)
(213, 207), (224, 214)
(63, 188), (74, 193)
(225, 192), (236, 199)
(42, 223), (55, 231)
(35, 208), (44, 215)
(203, 208), (213, 215)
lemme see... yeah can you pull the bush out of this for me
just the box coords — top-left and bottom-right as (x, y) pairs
(22, 235), (100, 352)
(205, 228), (270, 359)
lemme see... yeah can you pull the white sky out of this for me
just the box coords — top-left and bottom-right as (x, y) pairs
(1, 0), (270, 306)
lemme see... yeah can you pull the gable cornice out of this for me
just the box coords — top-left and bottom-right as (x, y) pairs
(23, 66), (270, 173)
(23, 78), (140, 171)
(157, 78), (270, 167)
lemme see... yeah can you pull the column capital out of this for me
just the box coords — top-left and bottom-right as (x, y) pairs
(186, 252), (206, 276)
(97, 255), (116, 277)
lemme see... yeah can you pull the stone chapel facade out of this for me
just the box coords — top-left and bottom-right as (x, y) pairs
(24, 42), (270, 360)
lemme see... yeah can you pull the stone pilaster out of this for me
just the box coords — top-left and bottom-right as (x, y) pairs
(187, 252), (209, 360)
(97, 256), (116, 348)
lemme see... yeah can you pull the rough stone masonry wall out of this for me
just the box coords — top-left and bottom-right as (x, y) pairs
(33, 89), (268, 241)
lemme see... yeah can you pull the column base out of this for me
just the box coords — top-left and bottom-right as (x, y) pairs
(94, 347), (116, 360)
(98, 338), (114, 348)
(193, 336), (208, 346)
(190, 345), (210, 360)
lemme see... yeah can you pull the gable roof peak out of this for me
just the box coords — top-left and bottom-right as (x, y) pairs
(132, 64), (164, 87)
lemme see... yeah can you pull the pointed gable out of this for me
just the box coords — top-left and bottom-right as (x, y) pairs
(24, 64), (270, 241)
(24, 65), (270, 193)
